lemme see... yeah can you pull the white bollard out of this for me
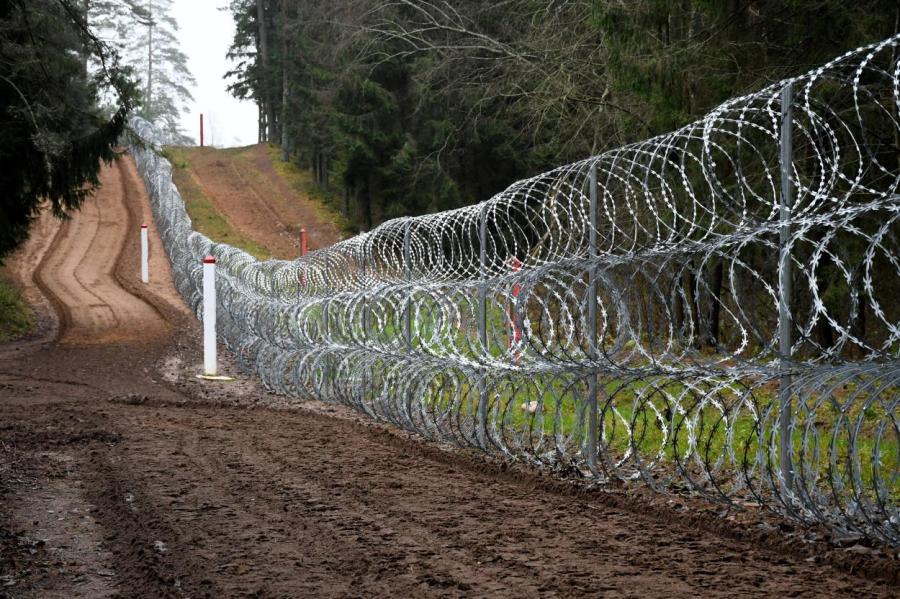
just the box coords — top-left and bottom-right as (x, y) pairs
(202, 255), (217, 376)
(140, 224), (149, 283)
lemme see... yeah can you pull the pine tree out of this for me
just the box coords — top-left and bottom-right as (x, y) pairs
(90, 0), (195, 143)
(225, 0), (278, 144)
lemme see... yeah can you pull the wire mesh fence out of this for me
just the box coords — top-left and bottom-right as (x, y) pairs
(129, 35), (900, 545)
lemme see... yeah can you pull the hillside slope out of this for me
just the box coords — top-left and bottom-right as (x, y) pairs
(167, 144), (348, 260)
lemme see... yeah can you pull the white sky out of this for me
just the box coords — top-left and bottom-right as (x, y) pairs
(171, 1), (257, 147)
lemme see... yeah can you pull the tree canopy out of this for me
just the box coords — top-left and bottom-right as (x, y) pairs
(227, 0), (900, 232)
(0, 0), (137, 260)
(89, 0), (195, 144)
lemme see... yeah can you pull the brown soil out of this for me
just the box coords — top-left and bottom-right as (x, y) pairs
(0, 157), (897, 597)
(182, 145), (343, 258)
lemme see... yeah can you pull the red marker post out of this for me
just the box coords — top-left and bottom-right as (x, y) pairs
(300, 228), (308, 257)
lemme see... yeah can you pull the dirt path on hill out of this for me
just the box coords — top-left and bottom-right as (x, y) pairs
(30, 159), (183, 345)
(183, 145), (344, 258)
(0, 156), (897, 598)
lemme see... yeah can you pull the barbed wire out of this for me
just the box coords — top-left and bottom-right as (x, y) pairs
(129, 35), (900, 545)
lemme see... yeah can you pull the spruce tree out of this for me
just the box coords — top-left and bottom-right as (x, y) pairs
(0, 0), (138, 260)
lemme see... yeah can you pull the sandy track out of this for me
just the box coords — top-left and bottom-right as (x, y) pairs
(0, 155), (897, 597)
(33, 159), (172, 345)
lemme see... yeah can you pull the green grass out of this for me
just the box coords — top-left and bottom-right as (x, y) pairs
(163, 147), (271, 260)
(162, 145), (898, 498)
(265, 145), (355, 237)
(334, 295), (898, 494)
(0, 273), (33, 342)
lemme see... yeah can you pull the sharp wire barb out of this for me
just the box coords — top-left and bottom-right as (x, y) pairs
(129, 35), (900, 546)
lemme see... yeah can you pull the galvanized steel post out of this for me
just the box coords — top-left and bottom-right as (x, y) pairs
(358, 244), (371, 408)
(323, 250), (331, 398)
(586, 163), (599, 473)
(779, 82), (794, 492)
(477, 205), (489, 448)
(404, 220), (413, 349)
(402, 219), (415, 427)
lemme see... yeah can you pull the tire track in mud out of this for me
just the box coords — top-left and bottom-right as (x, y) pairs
(77, 404), (893, 598)
(1, 153), (898, 597)
(0, 157), (191, 598)
(33, 159), (171, 345)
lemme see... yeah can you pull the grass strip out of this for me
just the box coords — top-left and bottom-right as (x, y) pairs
(0, 273), (33, 341)
(164, 147), (271, 260)
(264, 145), (355, 237)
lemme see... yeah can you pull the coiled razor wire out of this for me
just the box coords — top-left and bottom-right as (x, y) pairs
(129, 36), (900, 545)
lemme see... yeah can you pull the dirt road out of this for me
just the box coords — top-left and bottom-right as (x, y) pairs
(181, 145), (344, 258)
(0, 157), (897, 598)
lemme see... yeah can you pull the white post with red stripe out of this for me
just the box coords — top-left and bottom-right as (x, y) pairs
(140, 224), (149, 283)
(202, 255), (217, 376)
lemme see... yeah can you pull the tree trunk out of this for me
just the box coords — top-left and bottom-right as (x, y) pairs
(83, 0), (91, 72)
(146, 0), (153, 118)
(280, 0), (289, 162)
(362, 179), (373, 232)
(257, 0), (276, 143)
(281, 29), (290, 157)
(258, 104), (265, 143)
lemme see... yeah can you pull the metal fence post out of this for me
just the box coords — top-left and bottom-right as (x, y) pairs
(404, 221), (413, 350)
(361, 245), (370, 405)
(586, 163), (599, 473)
(403, 220), (414, 427)
(779, 82), (794, 492)
(202, 255), (217, 376)
(477, 205), (490, 449)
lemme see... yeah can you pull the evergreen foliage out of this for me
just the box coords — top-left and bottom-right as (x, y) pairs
(227, 0), (899, 232)
(89, 0), (195, 143)
(0, 0), (137, 260)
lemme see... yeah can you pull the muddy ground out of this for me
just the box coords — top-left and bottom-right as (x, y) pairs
(0, 157), (898, 598)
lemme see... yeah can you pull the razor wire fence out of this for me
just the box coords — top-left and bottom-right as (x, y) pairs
(128, 35), (900, 545)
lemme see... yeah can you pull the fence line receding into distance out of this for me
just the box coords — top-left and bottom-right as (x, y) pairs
(129, 36), (900, 546)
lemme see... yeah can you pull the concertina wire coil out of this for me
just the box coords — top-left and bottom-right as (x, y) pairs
(128, 35), (900, 545)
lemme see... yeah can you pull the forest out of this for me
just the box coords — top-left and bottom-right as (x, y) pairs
(2, 1), (899, 356)
(227, 0), (899, 232)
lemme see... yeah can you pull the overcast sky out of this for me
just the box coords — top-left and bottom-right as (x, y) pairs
(171, 1), (257, 147)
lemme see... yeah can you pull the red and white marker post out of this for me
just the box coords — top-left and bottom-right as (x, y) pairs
(140, 224), (149, 283)
(202, 255), (217, 376)
(300, 228), (308, 257)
